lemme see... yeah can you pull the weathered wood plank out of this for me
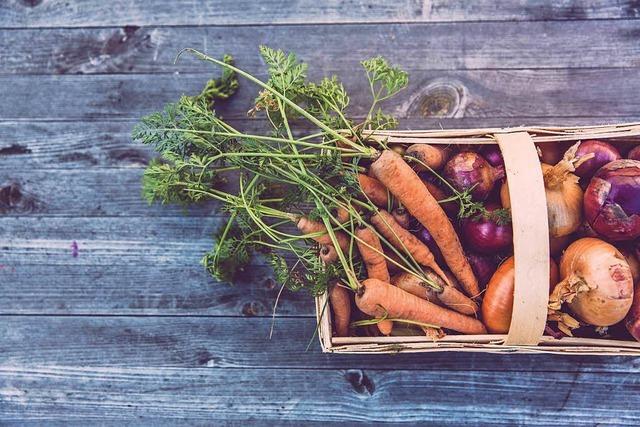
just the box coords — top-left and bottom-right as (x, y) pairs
(0, 169), (218, 216)
(3, 20), (640, 75)
(4, 316), (640, 373)
(2, 363), (640, 424)
(2, 69), (640, 121)
(2, 0), (639, 28)
(5, 117), (640, 169)
(0, 265), (310, 316)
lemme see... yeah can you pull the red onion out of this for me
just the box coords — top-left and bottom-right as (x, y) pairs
(626, 289), (640, 342)
(417, 226), (445, 266)
(461, 203), (513, 254)
(444, 152), (505, 200)
(466, 252), (498, 288)
(584, 159), (640, 241)
(628, 145), (640, 161)
(480, 145), (504, 168)
(573, 139), (621, 180)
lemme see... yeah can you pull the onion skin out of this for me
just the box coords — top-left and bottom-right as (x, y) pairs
(625, 286), (640, 341)
(482, 256), (559, 334)
(619, 245), (640, 284)
(480, 145), (504, 168)
(501, 163), (583, 237)
(556, 237), (633, 327)
(444, 152), (505, 200)
(549, 234), (573, 257)
(461, 204), (513, 254)
(537, 142), (567, 165)
(584, 159), (640, 241)
(573, 139), (621, 180)
(467, 253), (499, 289)
(628, 146), (640, 161)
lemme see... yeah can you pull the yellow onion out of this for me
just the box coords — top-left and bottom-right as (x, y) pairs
(549, 238), (633, 333)
(482, 256), (559, 334)
(501, 142), (586, 238)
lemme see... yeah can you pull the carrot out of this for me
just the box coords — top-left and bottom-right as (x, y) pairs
(335, 207), (351, 224)
(355, 227), (390, 283)
(384, 249), (404, 274)
(370, 150), (480, 298)
(356, 278), (487, 335)
(329, 283), (351, 337)
(391, 207), (411, 229)
(392, 271), (479, 316)
(319, 244), (337, 264)
(355, 226), (393, 335)
(422, 179), (457, 218)
(358, 174), (389, 207)
(370, 209), (449, 285)
(296, 216), (348, 252)
(406, 144), (449, 171)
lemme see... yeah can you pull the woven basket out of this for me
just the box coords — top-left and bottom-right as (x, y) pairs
(317, 123), (640, 355)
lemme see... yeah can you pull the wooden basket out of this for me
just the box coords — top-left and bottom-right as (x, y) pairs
(316, 123), (640, 355)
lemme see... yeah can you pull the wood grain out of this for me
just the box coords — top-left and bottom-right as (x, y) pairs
(3, 20), (640, 75)
(3, 69), (640, 121)
(2, 0), (639, 28)
(6, 118), (640, 170)
(2, 363), (640, 423)
(4, 316), (640, 372)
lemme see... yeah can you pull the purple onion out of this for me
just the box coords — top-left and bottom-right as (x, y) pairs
(628, 146), (640, 161)
(466, 252), (498, 288)
(417, 226), (445, 266)
(574, 139), (621, 180)
(584, 159), (640, 241)
(461, 203), (513, 254)
(444, 152), (505, 200)
(480, 145), (504, 168)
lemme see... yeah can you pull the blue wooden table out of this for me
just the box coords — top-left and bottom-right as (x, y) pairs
(2, 1), (640, 424)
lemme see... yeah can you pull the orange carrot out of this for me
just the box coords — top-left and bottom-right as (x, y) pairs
(406, 144), (449, 171)
(335, 207), (351, 224)
(296, 216), (348, 252)
(358, 174), (389, 207)
(355, 226), (393, 335)
(370, 150), (480, 298)
(392, 271), (478, 316)
(329, 283), (351, 337)
(371, 209), (449, 285)
(356, 278), (487, 335)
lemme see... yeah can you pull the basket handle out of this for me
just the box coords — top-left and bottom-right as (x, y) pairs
(495, 132), (550, 345)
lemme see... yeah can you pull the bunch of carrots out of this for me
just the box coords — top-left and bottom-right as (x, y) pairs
(133, 46), (640, 342)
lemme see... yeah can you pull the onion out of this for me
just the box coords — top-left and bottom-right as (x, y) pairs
(461, 203), (513, 254)
(573, 139), (621, 180)
(549, 234), (572, 258)
(549, 237), (633, 333)
(481, 256), (559, 334)
(625, 288), (640, 342)
(501, 142), (585, 238)
(628, 145), (640, 161)
(444, 151), (505, 200)
(578, 220), (599, 238)
(584, 159), (640, 241)
(536, 142), (567, 165)
(467, 252), (499, 289)
(619, 245), (640, 284)
(480, 145), (504, 168)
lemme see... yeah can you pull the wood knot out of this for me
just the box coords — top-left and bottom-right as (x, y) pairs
(241, 301), (264, 317)
(0, 183), (41, 214)
(404, 79), (468, 118)
(344, 369), (375, 396)
(0, 144), (31, 156)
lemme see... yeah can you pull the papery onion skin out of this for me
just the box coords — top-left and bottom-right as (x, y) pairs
(482, 256), (559, 334)
(559, 237), (633, 326)
(573, 140), (621, 180)
(444, 152), (505, 200)
(625, 287), (640, 341)
(584, 159), (640, 241)
(461, 203), (513, 254)
(500, 163), (583, 237)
